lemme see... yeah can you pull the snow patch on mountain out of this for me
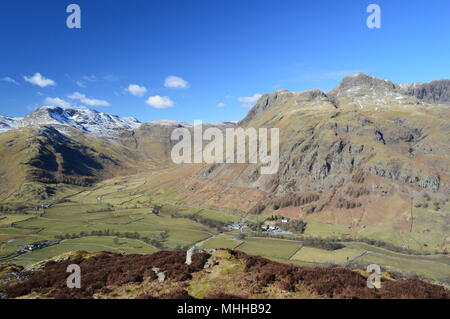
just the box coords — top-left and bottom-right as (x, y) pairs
(149, 119), (192, 127)
(0, 106), (141, 137)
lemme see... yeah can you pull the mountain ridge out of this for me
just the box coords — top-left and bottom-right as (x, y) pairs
(1, 74), (449, 137)
(0, 73), (448, 237)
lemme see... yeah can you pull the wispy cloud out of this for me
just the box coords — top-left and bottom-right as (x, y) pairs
(125, 84), (148, 97)
(1, 76), (19, 85)
(238, 94), (262, 103)
(217, 102), (226, 108)
(68, 92), (111, 107)
(44, 97), (72, 108)
(145, 95), (174, 109)
(24, 73), (56, 88)
(317, 70), (363, 80)
(75, 75), (96, 88)
(76, 81), (87, 88)
(164, 76), (189, 89)
(82, 75), (97, 82)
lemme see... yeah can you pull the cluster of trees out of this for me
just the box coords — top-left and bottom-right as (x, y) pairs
(415, 197), (446, 212)
(355, 237), (442, 256)
(177, 214), (226, 231)
(248, 192), (321, 215)
(249, 202), (267, 215)
(32, 174), (96, 187)
(247, 232), (344, 251)
(86, 207), (114, 213)
(272, 193), (320, 210)
(336, 198), (362, 209)
(345, 186), (370, 198)
(302, 237), (344, 251)
(248, 222), (264, 232)
(54, 229), (169, 249)
(277, 219), (308, 234)
(351, 169), (366, 184)
(302, 205), (316, 214)
(265, 216), (308, 234)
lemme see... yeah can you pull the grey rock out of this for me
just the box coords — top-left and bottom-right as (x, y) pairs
(400, 80), (450, 103)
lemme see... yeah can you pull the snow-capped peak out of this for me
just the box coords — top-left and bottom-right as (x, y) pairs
(149, 119), (192, 127)
(0, 106), (141, 137)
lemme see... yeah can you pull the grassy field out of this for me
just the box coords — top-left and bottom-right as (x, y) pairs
(0, 171), (449, 286)
(291, 247), (365, 265)
(0, 214), (34, 226)
(10, 236), (159, 267)
(357, 252), (450, 285)
(200, 236), (243, 250)
(304, 221), (447, 253)
(199, 234), (450, 285)
(0, 203), (216, 264)
(234, 237), (302, 260)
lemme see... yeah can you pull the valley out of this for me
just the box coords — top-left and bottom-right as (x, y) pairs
(0, 73), (449, 295)
(1, 168), (449, 287)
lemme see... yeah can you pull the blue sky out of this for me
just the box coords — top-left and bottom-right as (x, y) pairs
(0, 0), (449, 123)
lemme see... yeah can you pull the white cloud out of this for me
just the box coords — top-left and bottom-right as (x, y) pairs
(238, 94), (262, 103)
(82, 75), (97, 82)
(145, 95), (174, 109)
(241, 103), (253, 108)
(126, 84), (148, 97)
(1, 77), (19, 85)
(76, 81), (87, 88)
(164, 76), (189, 89)
(68, 92), (111, 107)
(24, 73), (56, 88)
(44, 97), (72, 108)
(217, 102), (226, 108)
(76, 75), (97, 88)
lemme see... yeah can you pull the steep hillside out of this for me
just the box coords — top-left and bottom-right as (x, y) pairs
(0, 126), (151, 206)
(140, 74), (449, 235)
(0, 73), (448, 233)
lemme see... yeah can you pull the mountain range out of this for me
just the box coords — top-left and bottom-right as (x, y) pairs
(0, 73), (449, 240)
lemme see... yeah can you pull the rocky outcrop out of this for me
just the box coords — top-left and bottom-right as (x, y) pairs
(185, 246), (214, 265)
(331, 73), (396, 94)
(399, 80), (450, 103)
